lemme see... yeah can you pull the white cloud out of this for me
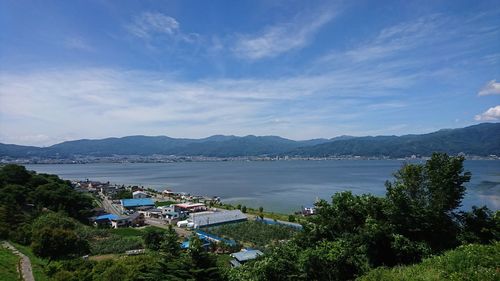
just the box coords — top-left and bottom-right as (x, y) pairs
(475, 105), (500, 121)
(0, 66), (413, 146)
(232, 10), (336, 60)
(126, 12), (198, 43)
(478, 80), (500, 96)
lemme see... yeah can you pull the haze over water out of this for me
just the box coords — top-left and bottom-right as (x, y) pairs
(26, 160), (500, 213)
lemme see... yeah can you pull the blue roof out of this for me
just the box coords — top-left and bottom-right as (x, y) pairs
(195, 230), (237, 246)
(121, 198), (155, 208)
(95, 214), (119, 221)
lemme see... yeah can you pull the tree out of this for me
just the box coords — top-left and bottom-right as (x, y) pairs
(458, 206), (500, 244)
(241, 206), (247, 213)
(31, 213), (89, 260)
(160, 225), (180, 258)
(143, 227), (166, 251)
(385, 153), (471, 251)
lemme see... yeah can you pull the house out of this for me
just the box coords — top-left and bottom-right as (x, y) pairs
(128, 212), (145, 227)
(230, 249), (264, 267)
(189, 210), (247, 228)
(174, 202), (207, 213)
(302, 206), (316, 216)
(164, 211), (182, 224)
(91, 213), (120, 227)
(121, 198), (155, 211)
(144, 208), (163, 219)
(162, 189), (176, 197)
(111, 216), (129, 228)
(132, 191), (149, 199)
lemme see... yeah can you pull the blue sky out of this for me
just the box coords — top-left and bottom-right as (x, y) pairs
(0, 0), (499, 146)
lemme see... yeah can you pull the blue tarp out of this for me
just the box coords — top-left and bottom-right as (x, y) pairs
(196, 230), (237, 246)
(121, 198), (155, 208)
(255, 217), (303, 230)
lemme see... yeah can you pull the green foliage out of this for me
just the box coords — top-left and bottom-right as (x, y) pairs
(112, 189), (132, 200)
(31, 212), (89, 260)
(0, 246), (21, 281)
(89, 235), (143, 255)
(358, 242), (500, 281)
(160, 225), (181, 258)
(207, 221), (297, 249)
(241, 205), (247, 213)
(385, 153), (471, 251)
(143, 227), (165, 250)
(0, 164), (93, 241)
(458, 207), (499, 244)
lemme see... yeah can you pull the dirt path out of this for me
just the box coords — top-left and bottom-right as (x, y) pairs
(2, 241), (35, 281)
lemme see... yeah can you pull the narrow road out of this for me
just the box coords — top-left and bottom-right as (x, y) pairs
(2, 241), (35, 281)
(99, 192), (122, 215)
(145, 218), (192, 238)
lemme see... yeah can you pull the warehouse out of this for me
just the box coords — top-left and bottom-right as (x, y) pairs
(190, 210), (247, 228)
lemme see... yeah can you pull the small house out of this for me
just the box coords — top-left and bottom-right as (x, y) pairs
(132, 191), (149, 199)
(230, 249), (264, 267)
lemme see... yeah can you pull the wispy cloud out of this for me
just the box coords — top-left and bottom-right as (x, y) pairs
(478, 80), (500, 96)
(232, 9), (336, 60)
(0, 66), (413, 145)
(126, 12), (199, 43)
(64, 36), (93, 51)
(475, 105), (500, 121)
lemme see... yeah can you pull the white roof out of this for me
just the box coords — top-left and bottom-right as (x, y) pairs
(191, 210), (247, 228)
(133, 191), (147, 194)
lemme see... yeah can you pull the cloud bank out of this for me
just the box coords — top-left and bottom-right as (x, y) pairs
(475, 105), (500, 121)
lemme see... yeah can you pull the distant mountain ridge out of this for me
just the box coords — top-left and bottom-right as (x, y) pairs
(1, 123), (499, 158)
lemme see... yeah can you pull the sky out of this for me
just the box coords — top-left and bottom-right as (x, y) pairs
(0, 0), (499, 146)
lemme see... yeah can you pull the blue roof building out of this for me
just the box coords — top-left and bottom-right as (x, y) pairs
(95, 213), (120, 221)
(121, 198), (155, 209)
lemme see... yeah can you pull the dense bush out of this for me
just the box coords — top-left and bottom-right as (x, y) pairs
(358, 242), (500, 281)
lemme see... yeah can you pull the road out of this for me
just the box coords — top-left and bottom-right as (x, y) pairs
(145, 218), (192, 238)
(2, 241), (34, 281)
(99, 192), (122, 215)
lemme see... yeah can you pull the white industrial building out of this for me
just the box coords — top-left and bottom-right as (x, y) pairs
(188, 210), (247, 228)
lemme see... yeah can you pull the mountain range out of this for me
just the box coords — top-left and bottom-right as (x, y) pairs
(1, 123), (499, 159)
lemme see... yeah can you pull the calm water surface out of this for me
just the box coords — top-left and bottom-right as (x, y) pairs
(26, 160), (500, 213)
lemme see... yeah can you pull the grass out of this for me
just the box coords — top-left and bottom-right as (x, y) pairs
(12, 243), (49, 281)
(0, 245), (21, 281)
(110, 227), (145, 237)
(216, 254), (233, 269)
(358, 242), (500, 281)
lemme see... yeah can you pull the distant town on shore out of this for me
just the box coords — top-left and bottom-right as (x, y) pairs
(1, 123), (499, 164)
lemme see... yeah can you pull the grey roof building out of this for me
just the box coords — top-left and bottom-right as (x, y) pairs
(230, 249), (264, 267)
(190, 210), (247, 228)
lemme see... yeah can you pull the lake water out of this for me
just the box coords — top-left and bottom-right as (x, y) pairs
(26, 160), (500, 213)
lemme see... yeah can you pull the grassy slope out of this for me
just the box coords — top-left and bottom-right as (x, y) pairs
(12, 243), (49, 281)
(358, 242), (500, 281)
(0, 246), (21, 281)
